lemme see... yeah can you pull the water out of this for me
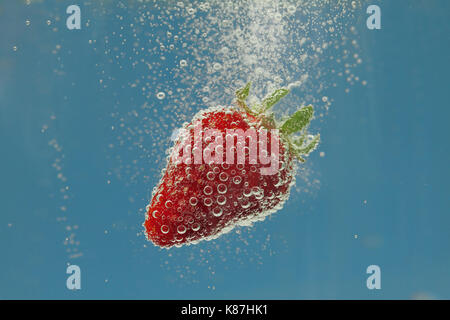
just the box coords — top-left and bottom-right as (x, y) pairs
(0, 0), (449, 299)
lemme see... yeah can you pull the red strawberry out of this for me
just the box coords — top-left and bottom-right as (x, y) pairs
(144, 83), (320, 248)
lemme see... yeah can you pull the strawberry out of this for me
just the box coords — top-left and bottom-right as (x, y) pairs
(144, 83), (320, 248)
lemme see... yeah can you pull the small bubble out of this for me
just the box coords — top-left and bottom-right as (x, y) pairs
(287, 5), (296, 14)
(156, 92), (166, 100)
(212, 207), (223, 217)
(189, 197), (198, 206)
(255, 190), (264, 200)
(192, 223), (200, 231)
(180, 59), (187, 67)
(165, 200), (173, 208)
(217, 184), (227, 194)
(241, 200), (251, 209)
(217, 195), (227, 205)
(161, 225), (170, 234)
(177, 225), (187, 234)
(204, 186), (213, 195)
(206, 171), (215, 180)
(233, 176), (242, 184)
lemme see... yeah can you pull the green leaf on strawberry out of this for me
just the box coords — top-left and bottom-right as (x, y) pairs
(280, 105), (314, 135)
(260, 88), (290, 113)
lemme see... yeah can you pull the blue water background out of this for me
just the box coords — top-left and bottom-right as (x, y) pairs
(0, 1), (449, 299)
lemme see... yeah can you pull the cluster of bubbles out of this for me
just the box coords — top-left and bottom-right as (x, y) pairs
(91, 0), (366, 286)
(46, 119), (83, 261)
(10, 0), (84, 262)
(145, 108), (297, 250)
(96, 0), (365, 192)
(28, 0), (366, 286)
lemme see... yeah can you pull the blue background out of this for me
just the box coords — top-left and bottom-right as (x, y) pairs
(0, 1), (449, 299)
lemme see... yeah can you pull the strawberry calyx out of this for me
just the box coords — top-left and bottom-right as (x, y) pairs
(235, 82), (320, 162)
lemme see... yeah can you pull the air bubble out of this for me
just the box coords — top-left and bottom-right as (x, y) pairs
(177, 225), (187, 234)
(219, 172), (228, 181)
(255, 190), (264, 200)
(161, 225), (169, 234)
(217, 183), (227, 194)
(189, 197), (198, 206)
(165, 200), (173, 208)
(152, 210), (160, 219)
(186, 216), (194, 224)
(212, 207), (223, 217)
(204, 197), (213, 206)
(287, 5), (296, 14)
(251, 186), (260, 194)
(241, 200), (251, 209)
(204, 185), (213, 195)
(217, 195), (227, 205)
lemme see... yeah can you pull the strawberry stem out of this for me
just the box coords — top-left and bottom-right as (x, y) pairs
(234, 83), (321, 161)
(236, 82), (251, 102)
